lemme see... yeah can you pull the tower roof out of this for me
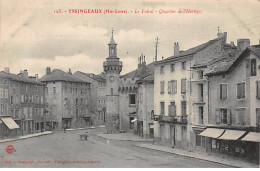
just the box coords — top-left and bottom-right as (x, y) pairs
(109, 29), (116, 45)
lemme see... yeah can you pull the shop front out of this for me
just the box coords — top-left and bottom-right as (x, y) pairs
(0, 116), (20, 138)
(199, 128), (260, 164)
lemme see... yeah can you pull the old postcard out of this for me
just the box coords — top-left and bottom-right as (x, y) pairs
(0, 0), (259, 168)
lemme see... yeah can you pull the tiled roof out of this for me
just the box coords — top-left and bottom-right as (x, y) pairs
(120, 62), (155, 79)
(74, 71), (106, 83)
(156, 37), (222, 64)
(249, 45), (260, 57)
(0, 71), (44, 85)
(192, 46), (239, 68)
(40, 69), (89, 83)
(136, 73), (154, 84)
(206, 45), (260, 76)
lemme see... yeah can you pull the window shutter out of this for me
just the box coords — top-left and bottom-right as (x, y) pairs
(231, 108), (236, 125)
(251, 59), (256, 76)
(220, 84), (222, 99)
(215, 108), (221, 124)
(174, 80), (177, 93)
(237, 83), (241, 99)
(257, 81), (260, 98)
(245, 59), (250, 77)
(223, 84), (227, 99)
(227, 108), (231, 124)
(168, 105), (171, 116)
(173, 104), (176, 116)
(241, 82), (245, 98)
(168, 81), (170, 94)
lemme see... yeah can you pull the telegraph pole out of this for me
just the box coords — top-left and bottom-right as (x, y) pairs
(154, 37), (159, 62)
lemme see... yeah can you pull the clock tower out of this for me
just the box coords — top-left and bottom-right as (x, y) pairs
(103, 29), (122, 133)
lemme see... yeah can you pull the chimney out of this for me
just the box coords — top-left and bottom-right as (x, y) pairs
(4, 67), (9, 74)
(46, 67), (51, 75)
(35, 74), (39, 81)
(217, 26), (223, 38)
(237, 39), (250, 52)
(223, 32), (227, 44)
(174, 42), (180, 56)
(143, 55), (146, 66)
(138, 55), (142, 69)
(68, 68), (72, 74)
(23, 69), (28, 78)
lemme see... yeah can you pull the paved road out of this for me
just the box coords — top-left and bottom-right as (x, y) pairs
(0, 128), (231, 168)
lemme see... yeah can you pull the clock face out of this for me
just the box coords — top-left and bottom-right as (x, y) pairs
(109, 76), (115, 82)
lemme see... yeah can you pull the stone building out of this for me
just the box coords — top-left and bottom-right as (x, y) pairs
(73, 71), (106, 125)
(136, 71), (155, 138)
(199, 42), (260, 163)
(40, 68), (92, 130)
(0, 68), (46, 138)
(103, 31), (155, 134)
(153, 31), (229, 150)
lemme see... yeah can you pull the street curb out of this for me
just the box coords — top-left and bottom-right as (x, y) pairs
(134, 144), (258, 168)
(0, 132), (53, 144)
(94, 134), (153, 142)
(65, 126), (106, 131)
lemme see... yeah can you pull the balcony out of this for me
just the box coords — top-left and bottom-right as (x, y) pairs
(154, 115), (187, 124)
(13, 114), (26, 120)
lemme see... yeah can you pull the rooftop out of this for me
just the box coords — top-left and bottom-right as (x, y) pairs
(40, 69), (89, 83)
(156, 36), (224, 65)
(206, 45), (260, 76)
(0, 71), (44, 85)
(120, 62), (155, 79)
(74, 71), (106, 83)
(136, 73), (154, 84)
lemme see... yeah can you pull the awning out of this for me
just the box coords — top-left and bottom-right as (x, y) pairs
(131, 118), (137, 123)
(241, 132), (260, 142)
(0, 117), (20, 129)
(199, 128), (225, 138)
(218, 130), (246, 140)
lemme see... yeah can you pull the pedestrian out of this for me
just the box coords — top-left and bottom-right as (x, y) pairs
(64, 127), (66, 133)
(85, 132), (88, 140)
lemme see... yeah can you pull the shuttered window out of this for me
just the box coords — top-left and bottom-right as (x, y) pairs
(168, 102), (176, 116)
(256, 108), (260, 127)
(160, 81), (165, 94)
(237, 82), (245, 99)
(257, 81), (260, 99)
(181, 101), (186, 116)
(251, 58), (256, 76)
(168, 80), (177, 94)
(236, 108), (246, 125)
(181, 79), (186, 93)
(160, 102), (165, 115)
(220, 84), (227, 100)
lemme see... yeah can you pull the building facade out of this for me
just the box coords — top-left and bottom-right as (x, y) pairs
(136, 72), (155, 138)
(73, 71), (106, 125)
(40, 68), (91, 130)
(0, 68), (46, 138)
(200, 42), (260, 163)
(153, 32), (229, 150)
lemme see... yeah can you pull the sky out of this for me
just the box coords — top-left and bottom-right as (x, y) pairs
(0, 0), (260, 77)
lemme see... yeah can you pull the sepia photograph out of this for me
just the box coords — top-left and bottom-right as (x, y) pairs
(0, 0), (259, 168)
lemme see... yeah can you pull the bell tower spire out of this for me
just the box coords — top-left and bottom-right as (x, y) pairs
(103, 29), (122, 133)
(108, 28), (117, 58)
